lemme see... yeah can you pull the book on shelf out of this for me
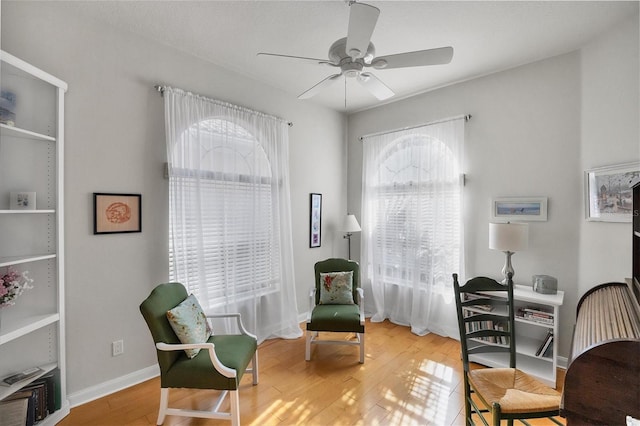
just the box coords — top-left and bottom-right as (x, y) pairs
(0, 397), (28, 426)
(2, 367), (43, 386)
(464, 293), (495, 311)
(1, 389), (35, 426)
(541, 339), (553, 358)
(535, 330), (553, 357)
(517, 306), (554, 324)
(21, 381), (47, 421)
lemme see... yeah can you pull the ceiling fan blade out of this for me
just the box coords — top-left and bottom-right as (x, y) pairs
(257, 52), (336, 66)
(369, 46), (454, 70)
(346, 2), (380, 59)
(298, 74), (342, 99)
(357, 72), (394, 100)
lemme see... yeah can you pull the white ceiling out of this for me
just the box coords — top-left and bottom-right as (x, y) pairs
(69, 0), (639, 113)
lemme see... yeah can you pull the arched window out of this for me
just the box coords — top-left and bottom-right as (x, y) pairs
(372, 135), (460, 288)
(169, 118), (278, 305)
(362, 118), (465, 335)
(162, 87), (301, 342)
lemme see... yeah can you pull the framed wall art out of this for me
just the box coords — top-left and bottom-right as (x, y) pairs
(585, 161), (640, 222)
(93, 193), (142, 234)
(491, 197), (548, 222)
(309, 193), (322, 248)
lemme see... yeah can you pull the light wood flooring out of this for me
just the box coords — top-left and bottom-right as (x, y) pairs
(59, 320), (565, 425)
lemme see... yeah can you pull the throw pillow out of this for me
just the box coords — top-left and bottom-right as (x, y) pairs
(319, 271), (354, 305)
(166, 294), (212, 358)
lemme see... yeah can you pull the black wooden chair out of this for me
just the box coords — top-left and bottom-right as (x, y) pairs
(452, 273), (562, 426)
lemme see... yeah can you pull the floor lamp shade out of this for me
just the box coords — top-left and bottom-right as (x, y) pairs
(343, 214), (361, 259)
(342, 214), (362, 234)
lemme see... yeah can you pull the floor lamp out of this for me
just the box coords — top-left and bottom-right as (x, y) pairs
(342, 214), (361, 260)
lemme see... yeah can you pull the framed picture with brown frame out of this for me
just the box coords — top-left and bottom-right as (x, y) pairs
(93, 193), (142, 234)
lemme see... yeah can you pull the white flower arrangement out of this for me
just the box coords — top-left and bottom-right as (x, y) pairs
(0, 268), (34, 308)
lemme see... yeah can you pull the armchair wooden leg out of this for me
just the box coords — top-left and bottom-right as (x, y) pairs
(252, 351), (259, 385)
(359, 333), (365, 364)
(305, 331), (312, 361)
(230, 390), (240, 426)
(157, 388), (169, 425)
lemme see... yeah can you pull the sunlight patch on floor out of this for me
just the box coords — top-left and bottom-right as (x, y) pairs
(379, 359), (454, 425)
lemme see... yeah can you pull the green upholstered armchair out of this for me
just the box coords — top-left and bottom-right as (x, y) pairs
(306, 258), (365, 363)
(140, 283), (258, 426)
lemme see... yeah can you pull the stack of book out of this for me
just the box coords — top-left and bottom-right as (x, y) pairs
(0, 368), (60, 426)
(517, 306), (554, 325)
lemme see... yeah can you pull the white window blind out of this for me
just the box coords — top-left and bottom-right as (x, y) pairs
(362, 117), (465, 336)
(163, 86), (302, 342)
(168, 118), (279, 308)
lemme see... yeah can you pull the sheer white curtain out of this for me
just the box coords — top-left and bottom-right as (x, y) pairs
(361, 117), (465, 336)
(163, 86), (301, 343)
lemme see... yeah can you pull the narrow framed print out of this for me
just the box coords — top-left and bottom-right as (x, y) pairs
(585, 162), (640, 222)
(93, 193), (142, 234)
(491, 197), (548, 222)
(310, 193), (322, 248)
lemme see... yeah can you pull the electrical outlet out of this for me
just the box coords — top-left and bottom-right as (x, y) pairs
(112, 340), (124, 356)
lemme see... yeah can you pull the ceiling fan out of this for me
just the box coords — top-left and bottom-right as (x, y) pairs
(257, 1), (453, 101)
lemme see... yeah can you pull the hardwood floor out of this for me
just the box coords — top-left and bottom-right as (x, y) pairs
(59, 320), (565, 425)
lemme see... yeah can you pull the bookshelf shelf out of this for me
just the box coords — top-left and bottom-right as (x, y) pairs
(0, 123), (56, 142)
(0, 313), (60, 345)
(0, 254), (57, 268)
(0, 362), (56, 401)
(0, 50), (68, 423)
(0, 210), (56, 214)
(467, 284), (564, 388)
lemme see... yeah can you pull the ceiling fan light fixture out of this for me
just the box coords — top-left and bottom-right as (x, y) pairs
(370, 58), (388, 69)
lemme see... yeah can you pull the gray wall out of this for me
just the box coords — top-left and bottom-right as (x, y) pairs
(3, 0), (638, 403)
(579, 15), (640, 295)
(2, 1), (347, 399)
(347, 14), (639, 360)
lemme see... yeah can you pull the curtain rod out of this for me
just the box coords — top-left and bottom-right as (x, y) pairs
(359, 114), (471, 141)
(154, 85), (293, 127)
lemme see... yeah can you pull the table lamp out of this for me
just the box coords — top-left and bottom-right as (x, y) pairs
(489, 222), (529, 284)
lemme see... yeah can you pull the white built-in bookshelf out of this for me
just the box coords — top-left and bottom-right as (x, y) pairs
(465, 284), (564, 388)
(0, 50), (69, 423)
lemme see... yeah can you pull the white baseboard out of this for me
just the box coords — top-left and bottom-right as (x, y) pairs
(67, 364), (159, 408)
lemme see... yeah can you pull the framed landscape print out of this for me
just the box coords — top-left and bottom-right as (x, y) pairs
(94, 193), (142, 234)
(491, 197), (548, 222)
(585, 162), (640, 222)
(309, 193), (322, 248)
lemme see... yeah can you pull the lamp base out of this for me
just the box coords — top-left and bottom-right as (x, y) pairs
(501, 251), (515, 284)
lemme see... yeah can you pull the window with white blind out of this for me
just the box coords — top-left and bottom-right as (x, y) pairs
(168, 118), (280, 307)
(362, 116), (465, 335)
(370, 136), (460, 289)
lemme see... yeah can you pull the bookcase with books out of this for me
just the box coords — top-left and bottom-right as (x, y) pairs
(464, 284), (564, 388)
(0, 50), (69, 424)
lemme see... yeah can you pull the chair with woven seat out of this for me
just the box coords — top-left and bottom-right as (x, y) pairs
(140, 282), (258, 426)
(452, 273), (562, 426)
(306, 258), (365, 363)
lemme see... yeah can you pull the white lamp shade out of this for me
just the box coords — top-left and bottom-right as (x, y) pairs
(342, 214), (361, 233)
(489, 222), (529, 252)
